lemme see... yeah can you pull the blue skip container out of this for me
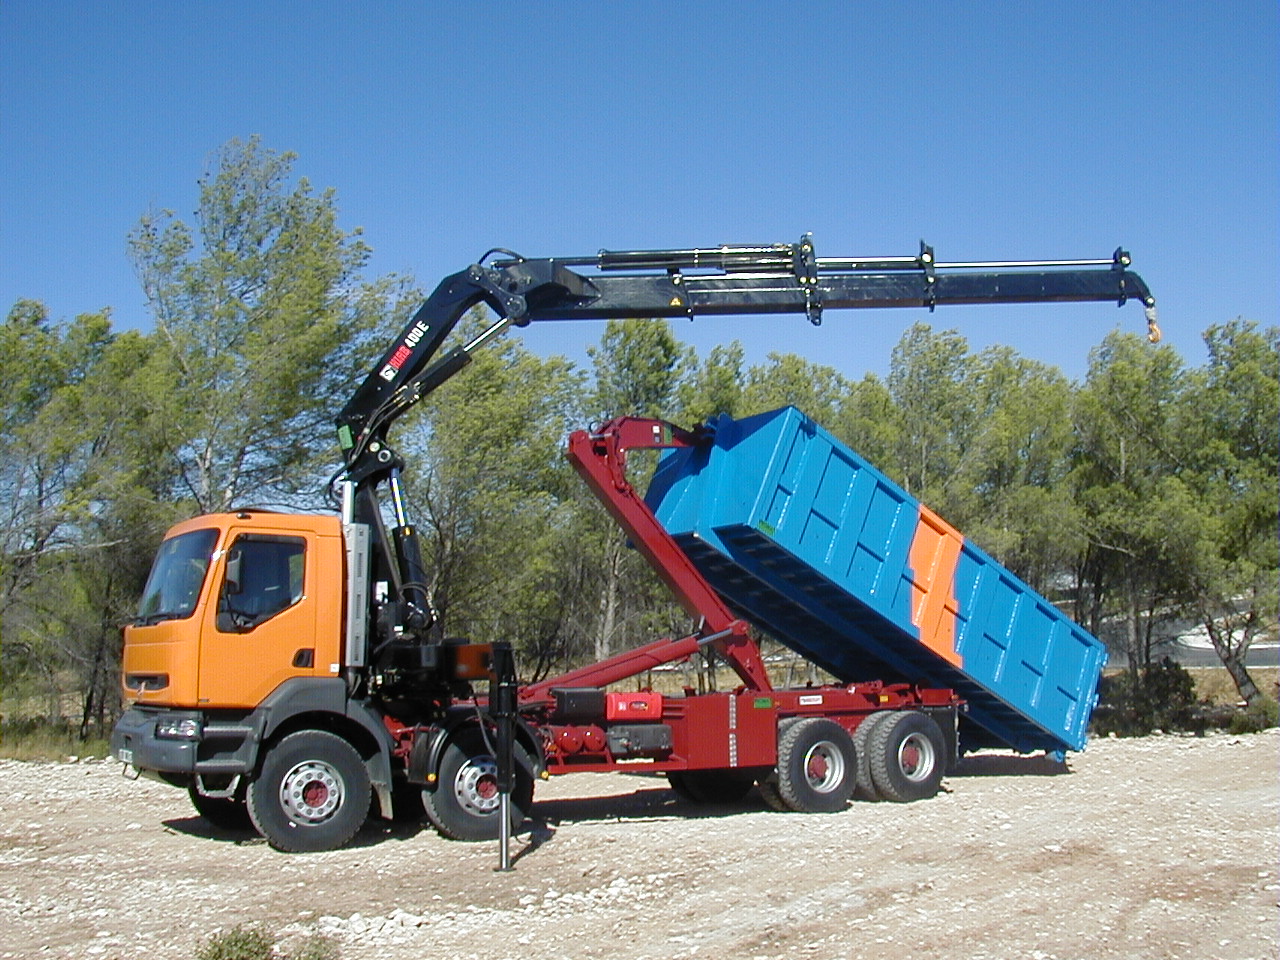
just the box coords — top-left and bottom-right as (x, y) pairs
(645, 406), (1107, 754)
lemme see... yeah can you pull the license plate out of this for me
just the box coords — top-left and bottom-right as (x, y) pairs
(117, 748), (134, 765)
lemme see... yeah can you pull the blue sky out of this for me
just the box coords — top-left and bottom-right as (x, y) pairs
(2, 3), (1275, 384)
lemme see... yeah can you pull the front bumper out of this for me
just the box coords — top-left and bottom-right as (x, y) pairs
(111, 706), (261, 777)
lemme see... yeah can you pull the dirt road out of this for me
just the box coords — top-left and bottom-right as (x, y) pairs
(2, 728), (1276, 960)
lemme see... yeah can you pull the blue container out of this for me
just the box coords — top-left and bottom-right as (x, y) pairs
(645, 406), (1106, 754)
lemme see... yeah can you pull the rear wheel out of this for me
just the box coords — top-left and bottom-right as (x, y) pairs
(247, 731), (371, 852)
(852, 711), (895, 801)
(867, 711), (946, 802)
(775, 718), (856, 813)
(422, 727), (533, 842)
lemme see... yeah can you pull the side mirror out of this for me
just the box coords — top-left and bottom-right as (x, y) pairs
(224, 550), (243, 595)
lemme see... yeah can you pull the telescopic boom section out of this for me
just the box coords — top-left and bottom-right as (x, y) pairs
(334, 236), (1157, 485)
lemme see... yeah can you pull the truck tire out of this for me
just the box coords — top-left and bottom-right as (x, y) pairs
(755, 774), (790, 812)
(852, 710), (895, 801)
(775, 717), (856, 813)
(757, 717), (800, 811)
(247, 731), (371, 852)
(666, 770), (698, 802)
(667, 770), (757, 804)
(866, 711), (946, 803)
(187, 782), (251, 831)
(422, 727), (533, 842)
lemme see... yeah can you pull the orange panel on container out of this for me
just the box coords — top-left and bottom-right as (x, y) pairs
(907, 505), (964, 667)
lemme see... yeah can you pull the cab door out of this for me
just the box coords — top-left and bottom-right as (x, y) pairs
(197, 528), (319, 708)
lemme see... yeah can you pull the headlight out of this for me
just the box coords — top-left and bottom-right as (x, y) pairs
(155, 716), (202, 740)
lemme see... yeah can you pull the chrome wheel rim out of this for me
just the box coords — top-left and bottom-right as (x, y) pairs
(803, 740), (847, 794)
(453, 755), (501, 817)
(897, 732), (937, 782)
(279, 760), (344, 825)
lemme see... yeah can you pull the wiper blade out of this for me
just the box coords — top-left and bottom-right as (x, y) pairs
(132, 611), (184, 626)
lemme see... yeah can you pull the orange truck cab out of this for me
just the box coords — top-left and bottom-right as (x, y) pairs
(111, 511), (403, 842)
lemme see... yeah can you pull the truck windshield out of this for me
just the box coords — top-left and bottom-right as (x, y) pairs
(135, 528), (220, 625)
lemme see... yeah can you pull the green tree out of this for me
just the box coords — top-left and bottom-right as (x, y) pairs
(0, 303), (171, 729)
(128, 137), (402, 513)
(589, 319), (693, 420)
(956, 347), (1079, 590)
(1172, 320), (1279, 705)
(829, 373), (900, 477)
(0, 302), (106, 616)
(1070, 331), (1193, 671)
(886, 323), (978, 510)
(740, 352), (851, 424)
(2, 304), (108, 716)
(43, 324), (180, 733)
(675, 340), (745, 424)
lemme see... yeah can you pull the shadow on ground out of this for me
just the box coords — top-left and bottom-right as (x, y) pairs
(162, 756), (1065, 855)
(160, 813), (429, 848)
(949, 754), (1070, 777)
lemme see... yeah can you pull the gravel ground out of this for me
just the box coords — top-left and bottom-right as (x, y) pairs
(1, 728), (1276, 960)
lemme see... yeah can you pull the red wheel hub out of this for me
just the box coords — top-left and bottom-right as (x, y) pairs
(302, 780), (330, 808)
(901, 744), (920, 771)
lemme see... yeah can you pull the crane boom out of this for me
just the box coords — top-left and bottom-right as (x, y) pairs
(336, 236), (1155, 478)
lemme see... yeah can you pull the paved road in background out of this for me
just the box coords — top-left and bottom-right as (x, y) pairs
(1162, 640), (1278, 669)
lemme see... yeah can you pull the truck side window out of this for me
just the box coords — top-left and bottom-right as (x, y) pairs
(217, 535), (306, 633)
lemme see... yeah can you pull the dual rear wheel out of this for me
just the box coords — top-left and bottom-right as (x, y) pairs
(773, 717), (859, 813)
(760, 711), (946, 813)
(855, 710), (947, 802)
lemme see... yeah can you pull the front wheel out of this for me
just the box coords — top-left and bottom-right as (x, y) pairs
(422, 727), (533, 842)
(247, 731), (371, 852)
(187, 781), (251, 831)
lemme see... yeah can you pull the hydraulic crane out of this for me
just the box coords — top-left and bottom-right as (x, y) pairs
(333, 236), (1157, 667)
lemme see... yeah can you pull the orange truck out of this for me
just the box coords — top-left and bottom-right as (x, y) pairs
(111, 237), (1157, 854)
